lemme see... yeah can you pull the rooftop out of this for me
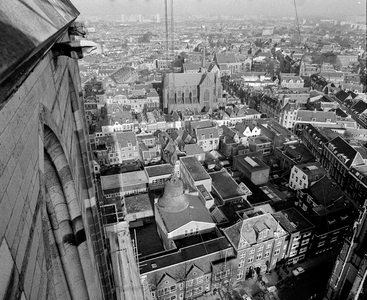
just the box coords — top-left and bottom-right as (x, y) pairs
(210, 169), (246, 201)
(101, 170), (148, 190)
(272, 208), (314, 234)
(180, 156), (211, 182)
(145, 164), (173, 178)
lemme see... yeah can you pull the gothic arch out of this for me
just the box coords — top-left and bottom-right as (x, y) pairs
(44, 126), (97, 300)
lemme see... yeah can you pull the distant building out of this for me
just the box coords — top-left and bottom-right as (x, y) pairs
(162, 72), (222, 112)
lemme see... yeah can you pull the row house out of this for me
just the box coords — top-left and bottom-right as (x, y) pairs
(95, 131), (140, 165)
(259, 95), (282, 120)
(323, 136), (365, 197)
(295, 176), (355, 256)
(279, 101), (298, 130)
(293, 110), (337, 137)
(278, 74), (305, 89)
(289, 162), (326, 190)
(302, 124), (367, 204)
(222, 209), (288, 279)
(140, 237), (234, 300)
(138, 134), (162, 165)
(248, 136), (273, 155)
(195, 127), (220, 152)
(274, 142), (315, 170)
(144, 164), (173, 191)
(212, 107), (261, 127)
(273, 208), (314, 265)
(103, 104), (135, 132)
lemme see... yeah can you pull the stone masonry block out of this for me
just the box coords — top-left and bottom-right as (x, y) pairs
(15, 216), (31, 271)
(0, 239), (15, 300)
(5, 190), (25, 252)
(0, 125), (17, 178)
(23, 228), (39, 299)
(30, 263), (41, 300)
(0, 84), (26, 134)
(0, 193), (12, 239)
(11, 209), (27, 259)
(6, 163), (22, 210)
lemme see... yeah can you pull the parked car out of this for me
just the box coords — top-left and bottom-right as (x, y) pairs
(292, 266), (305, 276)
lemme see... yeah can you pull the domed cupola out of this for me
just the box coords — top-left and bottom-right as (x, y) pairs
(157, 176), (189, 213)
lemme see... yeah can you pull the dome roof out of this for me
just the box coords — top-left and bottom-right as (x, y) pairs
(157, 176), (190, 213)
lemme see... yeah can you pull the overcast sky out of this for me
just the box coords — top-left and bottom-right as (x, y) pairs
(72, 0), (365, 18)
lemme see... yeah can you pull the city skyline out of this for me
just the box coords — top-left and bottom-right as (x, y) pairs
(72, 0), (366, 19)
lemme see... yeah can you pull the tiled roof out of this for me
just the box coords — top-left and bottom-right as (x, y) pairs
(196, 127), (219, 140)
(116, 131), (138, 147)
(157, 194), (214, 232)
(215, 52), (237, 64)
(296, 110), (336, 122)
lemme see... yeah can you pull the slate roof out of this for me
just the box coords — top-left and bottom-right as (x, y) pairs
(326, 136), (361, 168)
(296, 110), (336, 122)
(157, 194), (214, 233)
(215, 52), (237, 64)
(116, 131), (138, 147)
(223, 213), (286, 248)
(163, 72), (215, 88)
(196, 127), (219, 140)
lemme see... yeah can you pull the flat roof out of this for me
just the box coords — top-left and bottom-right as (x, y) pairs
(234, 154), (270, 172)
(125, 193), (153, 214)
(101, 170), (148, 190)
(210, 169), (246, 201)
(180, 156), (211, 181)
(272, 208), (314, 234)
(139, 236), (232, 274)
(145, 164), (173, 178)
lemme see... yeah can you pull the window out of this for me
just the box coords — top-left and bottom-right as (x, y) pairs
(240, 251), (246, 259)
(179, 283), (184, 291)
(331, 236), (338, 243)
(196, 276), (203, 284)
(266, 243), (272, 249)
(186, 280), (193, 287)
(186, 290), (192, 297)
(299, 247), (307, 254)
(258, 245), (264, 252)
(248, 256), (254, 263)
(303, 232), (311, 238)
(264, 251), (270, 258)
(274, 248), (280, 255)
(256, 253), (262, 260)
(301, 238), (310, 246)
(290, 249), (297, 257)
(170, 285), (176, 293)
(151, 291), (156, 299)
(238, 260), (245, 269)
(318, 241), (325, 247)
(249, 249), (255, 255)
(237, 270), (243, 280)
